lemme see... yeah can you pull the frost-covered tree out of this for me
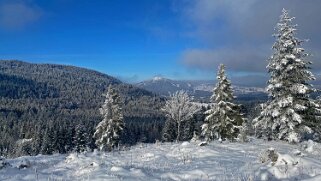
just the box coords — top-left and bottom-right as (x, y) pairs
(93, 85), (124, 151)
(202, 64), (245, 141)
(253, 9), (321, 143)
(162, 90), (199, 142)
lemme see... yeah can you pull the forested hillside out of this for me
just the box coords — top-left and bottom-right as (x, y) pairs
(0, 60), (165, 157)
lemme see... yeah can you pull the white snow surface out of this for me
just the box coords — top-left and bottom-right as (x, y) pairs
(1, 139), (321, 181)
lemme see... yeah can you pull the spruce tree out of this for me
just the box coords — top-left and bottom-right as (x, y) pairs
(202, 64), (245, 141)
(73, 123), (89, 153)
(31, 126), (43, 155)
(162, 118), (177, 142)
(93, 85), (124, 151)
(40, 127), (54, 155)
(253, 9), (321, 143)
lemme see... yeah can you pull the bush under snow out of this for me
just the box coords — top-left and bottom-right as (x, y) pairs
(0, 156), (9, 170)
(258, 147), (279, 165)
(301, 140), (321, 155)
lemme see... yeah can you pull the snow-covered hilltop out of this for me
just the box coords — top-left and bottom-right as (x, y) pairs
(152, 76), (168, 82)
(136, 76), (266, 99)
(1, 139), (321, 181)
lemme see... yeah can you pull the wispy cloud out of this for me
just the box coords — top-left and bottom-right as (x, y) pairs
(0, 1), (43, 30)
(177, 0), (321, 79)
(182, 47), (268, 73)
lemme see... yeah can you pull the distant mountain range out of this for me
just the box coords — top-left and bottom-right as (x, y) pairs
(136, 76), (267, 101)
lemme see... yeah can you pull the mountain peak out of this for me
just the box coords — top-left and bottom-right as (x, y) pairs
(152, 76), (169, 82)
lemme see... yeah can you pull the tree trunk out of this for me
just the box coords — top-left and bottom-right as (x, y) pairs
(176, 121), (181, 142)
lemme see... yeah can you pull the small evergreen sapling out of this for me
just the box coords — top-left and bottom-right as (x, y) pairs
(201, 64), (245, 141)
(94, 85), (124, 151)
(73, 123), (89, 153)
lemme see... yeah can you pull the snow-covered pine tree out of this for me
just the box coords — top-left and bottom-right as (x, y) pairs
(162, 90), (199, 142)
(31, 126), (43, 155)
(162, 118), (177, 142)
(313, 98), (321, 140)
(253, 9), (321, 143)
(201, 64), (245, 141)
(181, 116), (196, 141)
(40, 127), (54, 155)
(73, 123), (89, 153)
(93, 85), (124, 151)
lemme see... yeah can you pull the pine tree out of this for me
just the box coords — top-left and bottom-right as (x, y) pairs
(162, 90), (199, 142)
(201, 64), (245, 141)
(162, 118), (177, 142)
(253, 9), (321, 143)
(31, 125), (43, 155)
(40, 127), (54, 155)
(181, 116), (196, 141)
(93, 85), (124, 151)
(73, 123), (89, 153)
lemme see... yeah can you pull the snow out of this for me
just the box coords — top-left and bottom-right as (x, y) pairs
(287, 132), (300, 143)
(152, 76), (166, 82)
(294, 84), (309, 94)
(301, 140), (321, 155)
(1, 139), (321, 180)
(16, 138), (33, 145)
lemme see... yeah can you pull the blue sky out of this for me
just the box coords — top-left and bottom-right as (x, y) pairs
(1, 0), (321, 85)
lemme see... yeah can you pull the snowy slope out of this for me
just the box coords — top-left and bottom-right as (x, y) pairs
(1, 139), (321, 181)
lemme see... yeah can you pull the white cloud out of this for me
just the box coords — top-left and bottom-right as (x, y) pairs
(181, 47), (269, 73)
(178, 0), (321, 75)
(0, 1), (42, 30)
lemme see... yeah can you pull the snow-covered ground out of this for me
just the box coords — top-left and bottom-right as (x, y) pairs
(1, 139), (321, 181)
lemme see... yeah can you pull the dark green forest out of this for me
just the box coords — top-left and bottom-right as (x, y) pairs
(0, 60), (166, 157)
